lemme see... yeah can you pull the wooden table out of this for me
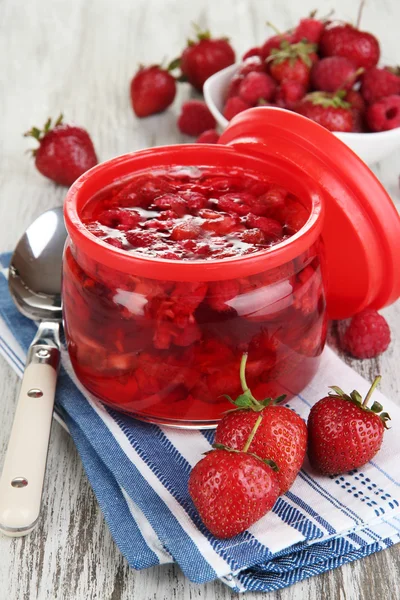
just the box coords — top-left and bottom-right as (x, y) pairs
(0, 0), (399, 598)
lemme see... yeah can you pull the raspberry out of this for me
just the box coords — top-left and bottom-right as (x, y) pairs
(239, 228), (265, 244)
(97, 209), (140, 230)
(171, 220), (202, 240)
(207, 280), (240, 311)
(311, 57), (358, 93)
(223, 97), (251, 121)
(275, 81), (306, 110)
(125, 230), (154, 247)
(178, 100), (216, 136)
(361, 67), (400, 104)
(153, 193), (186, 216)
(366, 95), (400, 132)
(242, 47), (262, 61)
(342, 309), (391, 359)
(196, 129), (220, 144)
(239, 72), (277, 105)
(245, 215), (283, 241)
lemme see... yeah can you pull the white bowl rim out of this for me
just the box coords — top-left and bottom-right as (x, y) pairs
(203, 63), (400, 140)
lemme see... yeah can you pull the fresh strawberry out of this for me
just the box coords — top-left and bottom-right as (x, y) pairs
(188, 448), (279, 538)
(292, 16), (324, 44)
(242, 47), (262, 60)
(179, 27), (235, 92)
(307, 377), (390, 475)
(225, 75), (244, 100)
(311, 56), (360, 92)
(366, 95), (400, 132)
(295, 91), (353, 132)
(319, 24), (380, 69)
(267, 40), (318, 87)
(239, 71), (277, 105)
(275, 81), (306, 109)
(345, 89), (366, 112)
(223, 97), (251, 121)
(361, 67), (400, 104)
(215, 353), (307, 493)
(260, 31), (294, 61)
(196, 129), (220, 144)
(130, 65), (176, 118)
(342, 309), (391, 358)
(25, 115), (97, 187)
(237, 56), (265, 77)
(177, 100), (216, 136)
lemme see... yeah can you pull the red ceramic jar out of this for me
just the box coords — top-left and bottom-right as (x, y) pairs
(63, 108), (400, 427)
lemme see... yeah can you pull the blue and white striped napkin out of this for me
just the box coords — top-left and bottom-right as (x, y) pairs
(0, 252), (399, 593)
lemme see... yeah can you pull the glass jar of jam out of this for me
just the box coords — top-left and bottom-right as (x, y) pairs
(63, 108), (400, 427)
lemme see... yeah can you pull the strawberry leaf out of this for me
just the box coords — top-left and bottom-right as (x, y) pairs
(167, 57), (181, 71)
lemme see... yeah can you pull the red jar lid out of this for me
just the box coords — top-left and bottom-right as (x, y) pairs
(220, 107), (400, 320)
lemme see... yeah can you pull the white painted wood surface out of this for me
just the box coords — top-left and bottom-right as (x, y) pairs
(0, 0), (399, 598)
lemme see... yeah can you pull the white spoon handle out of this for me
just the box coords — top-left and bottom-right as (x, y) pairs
(0, 322), (60, 537)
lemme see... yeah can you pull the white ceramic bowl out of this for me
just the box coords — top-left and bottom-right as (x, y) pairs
(204, 64), (400, 165)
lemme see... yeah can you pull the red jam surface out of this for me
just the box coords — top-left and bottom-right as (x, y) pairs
(80, 166), (309, 260)
(63, 166), (327, 425)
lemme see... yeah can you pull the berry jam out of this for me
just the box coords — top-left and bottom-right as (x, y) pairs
(63, 166), (327, 425)
(80, 166), (309, 260)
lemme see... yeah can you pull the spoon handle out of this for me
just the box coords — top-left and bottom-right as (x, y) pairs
(0, 321), (60, 537)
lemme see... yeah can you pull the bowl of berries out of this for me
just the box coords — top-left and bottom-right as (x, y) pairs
(203, 14), (400, 165)
(62, 107), (400, 428)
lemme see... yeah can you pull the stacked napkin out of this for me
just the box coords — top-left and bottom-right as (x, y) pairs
(0, 253), (399, 593)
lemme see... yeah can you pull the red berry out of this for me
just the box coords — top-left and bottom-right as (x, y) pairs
(307, 379), (389, 475)
(366, 95), (400, 132)
(311, 57), (359, 93)
(188, 449), (279, 538)
(238, 56), (265, 77)
(217, 192), (255, 215)
(216, 406), (307, 494)
(239, 228), (266, 245)
(361, 67), (400, 105)
(207, 280), (240, 311)
(223, 97), (251, 121)
(245, 214), (283, 241)
(275, 81), (306, 110)
(25, 115), (98, 187)
(179, 190), (208, 210)
(292, 17), (324, 44)
(342, 309), (391, 358)
(196, 129), (220, 144)
(320, 24), (380, 69)
(225, 75), (244, 100)
(130, 65), (176, 118)
(242, 47), (262, 60)
(125, 230), (155, 247)
(180, 29), (235, 92)
(239, 71), (277, 105)
(260, 33), (293, 61)
(295, 91), (354, 132)
(268, 40), (317, 87)
(171, 220), (202, 241)
(345, 90), (366, 112)
(153, 193), (186, 216)
(97, 208), (140, 230)
(178, 100), (216, 136)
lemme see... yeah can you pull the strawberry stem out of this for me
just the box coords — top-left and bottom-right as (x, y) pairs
(242, 413), (263, 452)
(240, 352), (250, 393)
(356, 0), (366, 29)
(362, 375), (382, 407)
(266, 21), (282, 36)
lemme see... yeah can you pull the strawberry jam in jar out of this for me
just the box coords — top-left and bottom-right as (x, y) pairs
(63, 109), (400, 427)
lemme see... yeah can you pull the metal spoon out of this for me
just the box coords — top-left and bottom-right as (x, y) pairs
(0, 207), (67, 537)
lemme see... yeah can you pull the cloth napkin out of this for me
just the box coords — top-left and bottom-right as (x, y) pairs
(0, 252), (399, 594)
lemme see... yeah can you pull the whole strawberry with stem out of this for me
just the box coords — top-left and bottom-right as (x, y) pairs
(308, 377), (390, 475)
(178, 25), (235, 92)
(215, 353), (307, 494)
(295, 91), (353, 132)
(292, 11), (325, 44)
(319, 23), (380, 70)
(130, 64), (177, 117)
(24, 115), (98, 187)
(189, 413), (280, 538)
(267, 39), (318, 87)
